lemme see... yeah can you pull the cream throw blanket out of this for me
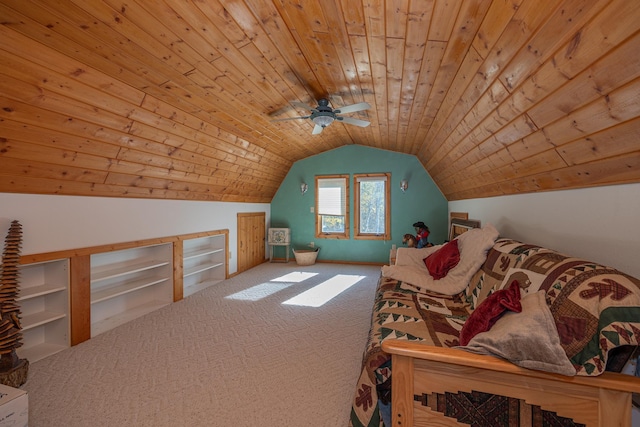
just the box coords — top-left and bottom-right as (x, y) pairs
(459, 291), (576, 376)
(381, 224), (499, 295)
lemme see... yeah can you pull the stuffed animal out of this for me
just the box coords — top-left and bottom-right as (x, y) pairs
(402, 233), (417, 248)
(413, 221), (431, 248)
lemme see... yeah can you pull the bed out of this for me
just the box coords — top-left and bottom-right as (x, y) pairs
(350, 224), (640, 427)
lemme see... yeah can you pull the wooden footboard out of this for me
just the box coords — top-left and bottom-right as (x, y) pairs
(382, 340), (640, 427)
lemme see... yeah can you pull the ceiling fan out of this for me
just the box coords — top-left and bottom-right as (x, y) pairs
(272, 98), (371, 134)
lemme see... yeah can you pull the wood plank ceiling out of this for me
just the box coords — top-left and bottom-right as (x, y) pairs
(0, 0), (639, 203)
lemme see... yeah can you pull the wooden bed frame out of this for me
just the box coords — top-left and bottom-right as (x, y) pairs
(382, 340), (640, 427)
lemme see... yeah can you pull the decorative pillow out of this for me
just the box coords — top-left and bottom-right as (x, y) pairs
(459, 280), (521, 346)
(459, 291), (576, 376)
(423, 239), (460, 280)
(498, 267), (547, 296)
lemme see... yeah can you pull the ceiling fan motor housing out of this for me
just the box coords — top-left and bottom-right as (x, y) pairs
(311, 99), (336, 127)
(317, 98), (330, 108)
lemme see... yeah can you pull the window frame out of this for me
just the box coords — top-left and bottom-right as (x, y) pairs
(353, 173), (391, 240)
(315, 174), (350, 239)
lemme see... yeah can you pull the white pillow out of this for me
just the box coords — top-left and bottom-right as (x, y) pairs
(381, 224), (499, 295)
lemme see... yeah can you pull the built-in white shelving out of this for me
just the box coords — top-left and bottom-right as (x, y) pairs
(183, 234), (226, 297)
(90, 243), (173, 337)
(16, 229), (227, 358)
(17, 259), (69, 362)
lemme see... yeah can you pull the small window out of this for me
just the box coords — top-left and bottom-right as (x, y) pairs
(354, 173), (390, 240)
(316, 175), (349, 239)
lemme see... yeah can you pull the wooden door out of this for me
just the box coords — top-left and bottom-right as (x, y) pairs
(237, 212), (266, 273)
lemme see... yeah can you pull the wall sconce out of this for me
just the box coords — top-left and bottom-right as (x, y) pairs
(400, 179), (408, 192)
(300, 182), (308, 195)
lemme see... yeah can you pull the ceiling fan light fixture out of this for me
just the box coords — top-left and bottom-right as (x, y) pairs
(273, 98), (370, 133)
(312, 115), (334, 127)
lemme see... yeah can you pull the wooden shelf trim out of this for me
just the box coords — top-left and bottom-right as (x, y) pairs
(19, 229), (229, 264)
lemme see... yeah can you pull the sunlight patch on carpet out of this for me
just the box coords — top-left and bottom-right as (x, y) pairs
(225, 272), (318, 301)
(271, 272), (318, 282)
(226, 282), (296, 301)
(282, 274), (365, 307)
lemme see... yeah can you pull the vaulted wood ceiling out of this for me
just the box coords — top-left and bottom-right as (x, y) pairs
(1, 0), (639, 203)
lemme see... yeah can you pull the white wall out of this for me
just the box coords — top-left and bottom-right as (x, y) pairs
(449, 183), (640, 278)
(3, 183), (639, 277)
(0, 193), (270, 274)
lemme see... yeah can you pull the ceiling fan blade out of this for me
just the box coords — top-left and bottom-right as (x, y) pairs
(312, 124), (324, 134)
(339, 116), (370, 127)
(334, 102), (371, 114)
(271, 116), (310, 122)
(291, 101), (316, 112)
(267, 104), (293, 117)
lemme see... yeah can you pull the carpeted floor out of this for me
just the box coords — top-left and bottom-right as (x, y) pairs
(22, 262), (381, 427)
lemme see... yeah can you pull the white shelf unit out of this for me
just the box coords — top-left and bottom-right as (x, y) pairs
(17, 258), (69, 362)
(90, 243), (173, 337)
(183, 234), (226, 297)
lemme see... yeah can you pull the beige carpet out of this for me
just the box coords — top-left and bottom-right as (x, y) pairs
(22, 262), (381, 426)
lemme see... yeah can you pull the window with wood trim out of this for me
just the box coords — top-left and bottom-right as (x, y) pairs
(315, 175), (349, 239)
(354, 173), (390, 240)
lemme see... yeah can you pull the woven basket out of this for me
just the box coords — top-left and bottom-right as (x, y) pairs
(292, 248), (320, 266)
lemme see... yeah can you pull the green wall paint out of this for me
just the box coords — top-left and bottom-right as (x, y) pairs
(270, 145), (448, 264)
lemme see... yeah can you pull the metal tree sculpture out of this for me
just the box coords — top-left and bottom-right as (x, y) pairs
(0, 220), (28, 387)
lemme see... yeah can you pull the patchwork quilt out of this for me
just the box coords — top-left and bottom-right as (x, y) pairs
(468, 239), (640, 376)
(350, 238), (640, 427)
(349, 276), (470, 427)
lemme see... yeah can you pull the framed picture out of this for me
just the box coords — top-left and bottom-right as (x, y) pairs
(268, 228), (290, 245)
(449, 218), (480, 241)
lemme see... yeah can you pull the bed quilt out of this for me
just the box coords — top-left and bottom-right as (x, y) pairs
(349, 275), (469, 427)
(466, 238), (640, 376)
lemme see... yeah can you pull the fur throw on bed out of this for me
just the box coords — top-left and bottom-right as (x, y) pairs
(459, 290), (576, 376)
(381, 224), (499, 295)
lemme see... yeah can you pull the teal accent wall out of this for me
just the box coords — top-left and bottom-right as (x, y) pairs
(270, 145), (448, 264)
